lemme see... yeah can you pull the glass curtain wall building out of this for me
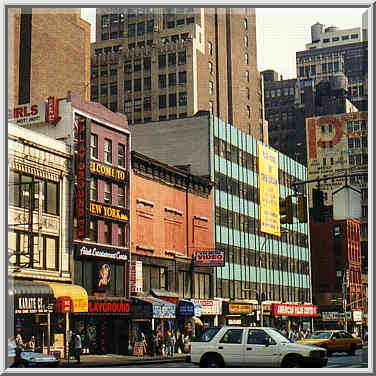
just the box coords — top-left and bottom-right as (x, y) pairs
(211, 116), (311, 303)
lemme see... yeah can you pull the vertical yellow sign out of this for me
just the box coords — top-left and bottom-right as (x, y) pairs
(258, 144), (280, 236)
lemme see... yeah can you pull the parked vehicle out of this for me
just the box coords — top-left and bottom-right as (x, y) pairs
(296, 330), (363, 356)
(189, 326), (328, 368)
(8, 339), (59, 368)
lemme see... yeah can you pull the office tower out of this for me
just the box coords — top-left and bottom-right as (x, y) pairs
(90, 7), (266, 141)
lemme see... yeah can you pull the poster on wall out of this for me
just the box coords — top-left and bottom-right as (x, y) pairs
(257, 144), (280, 237)
(94, 263), (111, 292)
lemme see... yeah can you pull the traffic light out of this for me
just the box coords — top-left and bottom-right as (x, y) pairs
(279, 195), (293, 224)
(312, 189), (325, 222)
(297, 194), (308, 222)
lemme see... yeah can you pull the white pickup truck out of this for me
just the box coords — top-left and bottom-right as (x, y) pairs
(189, 326), (328, 368)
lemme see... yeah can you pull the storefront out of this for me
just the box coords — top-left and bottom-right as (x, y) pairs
(71, 297), (131, 355)
(191, 299), (222, 332)
(272, 303), (319, 331)
(222, 300), (255, 326)
(176, 299), (202, 338)
(131, 296), (176, 354)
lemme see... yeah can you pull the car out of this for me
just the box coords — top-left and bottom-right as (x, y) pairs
(296, 330), (363, 356)
(8, 340), (59, 368)
(189, 326), (328, 368)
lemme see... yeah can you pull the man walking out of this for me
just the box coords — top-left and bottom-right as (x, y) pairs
(74, 333), (82, 364)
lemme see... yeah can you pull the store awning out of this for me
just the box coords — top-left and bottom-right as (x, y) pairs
(150, 288), (179, 306)
(9, 279), (55, 314)
(131, 296), (176, 318)
(40, 281), (88, 313)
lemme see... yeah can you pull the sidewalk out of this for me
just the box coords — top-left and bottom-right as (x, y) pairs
(58, 352), (189, 368)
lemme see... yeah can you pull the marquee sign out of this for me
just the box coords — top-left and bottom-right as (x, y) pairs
(89, 202), (129, 222)
(75, 244), (128, 262)
(15, 296), (53, 314)
(195, 250), (225, 267)
(76, 115), (90, 238)
(90, 161), (127, 183)
(272, 303), (319, 317)
(88, 300), (130, 314)
(228, 303), (253, 315)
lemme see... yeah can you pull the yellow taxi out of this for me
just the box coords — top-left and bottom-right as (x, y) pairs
(296, 330), (363, 356)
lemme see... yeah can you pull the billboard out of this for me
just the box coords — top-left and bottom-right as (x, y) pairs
(194, 250), (224, 267)
(258, 144), (280, 236)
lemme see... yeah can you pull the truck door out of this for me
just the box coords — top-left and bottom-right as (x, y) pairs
(216, 328), (244, 366)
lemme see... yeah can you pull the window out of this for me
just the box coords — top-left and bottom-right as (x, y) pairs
(171, 34), (179, 43)
(186, 17), (194, 24)
(118, 143), (126, 168)
(209, 62), (213, 73)
(244, 36), (248, 48)
(169, 93), (177, 107)
(110, 32), (118, 40)
(355, 138), (361, 148)
(220, 329), (243, 344)
(45, 182), (58, 215)
(144, 57), (151, 71)
(144, 77), (152, 91)
(91, 134), (98, 158)
(102, 33), (109, 40)
(104, 222), (112, 243)
(209, 81), (214, 95)
(245, 53), (249, 64)
(168, 53), (176, 66)
(323, 38), (330, 43)
(246, 87), (250, 100)
(134, 98), (142, 112)
(208, 41), (213, 55)
(167, 20), (175, 29)
(168, 73), (176, 87)
(118, 184), (125, 207)
(144, 96), (152, 111)
(147, 19), (154, 33)
(118, 223), (126, 246)
(137, 22), (145, 35)
(159, 74), (166, 88)
(159, 54), (166, 68)
(104, 181), (112, 204)
(95, 48), (103, 55)
(181, 33), (189, 41)
(134, 79), (141, 92)
(101, 84), (107, 96)
(178, 51), (186, 65)
(348, 138), (354, 148)
(134, 60), (141, 72)
(362, 136), (367, 148)
(159, 95), (167, 109)
(128, 43), (136, 49)
(245, 71), (249, 82)
(244, 18), (248, 30)
(342, 35), (349, 40)
(102, 15), (110, 26)
(124, 63), (132, 73)
(179, 92), (187, 106)
(104, 139), (112, 163)
(351, 34), (358, 39)
(104, 47), (112, 54)
(110, 83), (117, 96)
(128, 23), (136, 37)
(178, 71), (187, 85)
(124, 100), (132, 113)
(45, 236), (58, 270)
(90, 178), (98, 201)
(247, 329), (272, 345)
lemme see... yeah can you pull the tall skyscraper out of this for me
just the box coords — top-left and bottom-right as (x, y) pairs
(90, 7), (266, 141)
(7, 7), (91, 106)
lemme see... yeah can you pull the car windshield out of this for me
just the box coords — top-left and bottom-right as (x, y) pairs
(306, 331), (331, 339)
(269, 328), (291, 343)
(192, 327), (221, 342)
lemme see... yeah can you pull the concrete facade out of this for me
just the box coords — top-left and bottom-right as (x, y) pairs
(90, 7), (265, 141)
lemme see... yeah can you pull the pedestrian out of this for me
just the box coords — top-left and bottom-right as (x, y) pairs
(289, 328), (297, 342)
(175, 331), (184, 354)
(73, 332), (82, 363)
(27, 336), (36, 351)
(167, 332), (175, 357)
(140, 332), (147, 355)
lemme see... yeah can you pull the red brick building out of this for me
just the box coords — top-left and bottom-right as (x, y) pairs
(130, 151), (214, 298)
(310, 218), (363, 330)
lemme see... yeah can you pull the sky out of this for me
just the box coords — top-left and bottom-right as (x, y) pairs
(81, 6), (367, 80)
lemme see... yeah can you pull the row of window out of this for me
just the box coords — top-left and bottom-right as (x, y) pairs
(213, 137), (301, 189)
(348, 136), (368, 149)
(9, 231), (59, 270)
(166, 16), (194, 29)
(75, 218), (128, 246)
(347, 120), (367, 132)
(266, 111), (294, 123)
(90, 134), (127, 167)
(158, 51), (187, 67)
(127, 19), (155, 37)
(322, 33), (359, 43)
(9, 171), (59, 215)
(88, 178), (127, 207)
(265, 87), (295, 98)
(92, 83), (118, 97)
(349, 153), (368, 166)
(160, 32), (190, 45)
(123, 92), (187, 113)
(94, 46), (121, 55)
(124, 57), (151, 73)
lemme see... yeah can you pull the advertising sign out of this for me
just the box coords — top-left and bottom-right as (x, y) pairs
(321, 311), (352, 321)
(130, 261), (143, 293)
(15, 296), (53, 314)
(195, 250), (225, 267)
(191, 299), (221, 315)
(89, 202), (129, 222)
(75, 244), (128, 262)
(88, 300), (130, 314)
(258, 144), (280, 236)
(152, 304), (175, 319)
(229, 303), (253, 315)
(90, 161), (127, 183)
(76, 115), (90, 238)
(94, 263), (111, 292)
(272, 303), (319, 317)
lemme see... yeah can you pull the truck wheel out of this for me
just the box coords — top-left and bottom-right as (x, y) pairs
(201, 354), (223, 368)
